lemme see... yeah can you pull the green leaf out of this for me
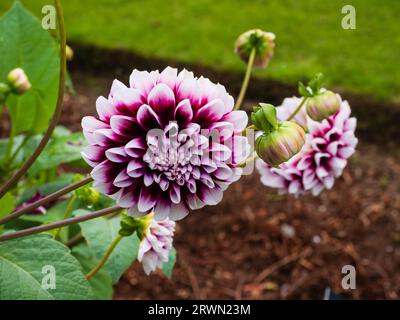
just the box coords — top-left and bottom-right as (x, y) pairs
(0, 2), (59, 134)
(74, 210), (140, 283)
(72, 244), (113, 300)
(298, 81), (312, 97)
(0, 234), (93, 300)
(0, 192), (15, 218)
(26, 130), (86, 176)
(162, 247), (176, 279)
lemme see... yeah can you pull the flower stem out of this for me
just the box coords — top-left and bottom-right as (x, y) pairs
(0, 176), (93, 225)
(234, 48), (256, 110)
(237, 154), (259, 167)
(86, 234), (124, 280)
(0, 205), (121, 242)
(54, 195), (77, 240)
(0, 0), (66, 200)
(286, 97), (307, 121)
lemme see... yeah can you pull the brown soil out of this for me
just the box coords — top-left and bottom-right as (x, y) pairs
(5, 44), (400, 299)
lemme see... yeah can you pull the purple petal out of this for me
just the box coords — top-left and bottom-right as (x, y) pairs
(125, 137), (146, 158)
(81, 116), (109, 133)
(129, 70), (159, 96)
(169, 203), (189, 221)
(160, 67), (178, 90)
(110, 115), (141, 137)
(222, 111), (248, 133)
(148, 83), (175, 113)
(91, 160), (119, 183)
(195, 99), (225, 124)
(136, 104), (162, 130)
(96, 96), (116, 122)
(105, 147), (129, 163)
(127, 159), (145, 178)
(198, 184), (223, 206)
(174, 99), (193, 125)
(114, 169), (135, 188)
(81, 145), (105, 167)
(138, 186), (157, 212)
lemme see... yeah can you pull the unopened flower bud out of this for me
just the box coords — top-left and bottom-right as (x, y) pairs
(306, 90), (340, 121)
(235, 29), (275, 68)
(119, 214), (152, 240)
(256, 121), (306, 167)
(7, 68), (31, 95)
(73, 175), (100, 206)
(66, 44), (74, 61)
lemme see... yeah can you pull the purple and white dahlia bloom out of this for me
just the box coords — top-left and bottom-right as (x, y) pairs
(256, 95), (358, 196)
(82, 67), (249, 220)
(138, 215), (176, 275)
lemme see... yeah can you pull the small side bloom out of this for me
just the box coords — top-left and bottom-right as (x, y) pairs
(257, 95), (357, 196)
(138, 214), (176, 275)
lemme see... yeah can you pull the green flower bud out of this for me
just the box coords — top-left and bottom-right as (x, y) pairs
(73, 175), (100, 206)
(251, 103), (277, 133)
(235, 29), (275, 68)
(119, 213), (153, 240)
(256, 121), (306, 167)
(7, 68), (31, 95)
(306, 90), (341, 121)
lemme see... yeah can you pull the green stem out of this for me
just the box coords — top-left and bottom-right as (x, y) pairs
(234, 48), (256, 110)
(237, 154), (259, 168)
(286, 97), (307, 121)
(0, 0), (66, 200)
(54, 195), (77, 240)
(0, 176), (93, 225)
(86, 234), (124, 280)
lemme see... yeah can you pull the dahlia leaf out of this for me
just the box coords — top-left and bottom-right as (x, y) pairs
(25, 130), (87, 176)
(0, 234), (94, 300)
(0, 192), (15, 219)
(0, 2), (59, 134)
(72, 243), (113, 300)
(161, 247), (176, 279)
(74, 210), (140, 283)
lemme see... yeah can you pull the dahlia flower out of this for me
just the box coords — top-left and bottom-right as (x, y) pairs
(82, 67), (249, 220)
(257, 95), (357, 196)
(137, 214), (176, 275)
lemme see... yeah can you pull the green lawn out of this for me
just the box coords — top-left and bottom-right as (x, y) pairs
(1, 0), (399, 100)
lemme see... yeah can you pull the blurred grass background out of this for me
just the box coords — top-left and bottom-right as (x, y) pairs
(1, 0), (399, 100)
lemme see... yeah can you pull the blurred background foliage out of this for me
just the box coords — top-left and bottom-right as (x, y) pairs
(0, 0), (399, 100)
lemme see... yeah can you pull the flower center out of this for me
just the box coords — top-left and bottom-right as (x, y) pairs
(143, 123), (205, 183)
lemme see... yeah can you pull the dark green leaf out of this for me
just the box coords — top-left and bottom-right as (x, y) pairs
(0, 2), (59, 134)
(0, 234), (93, 299)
